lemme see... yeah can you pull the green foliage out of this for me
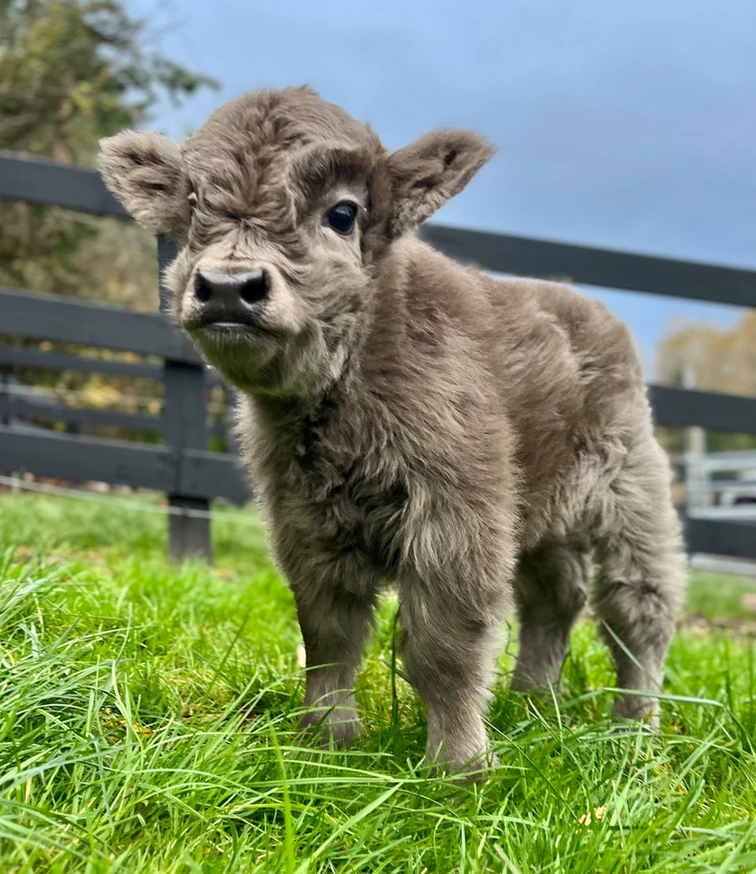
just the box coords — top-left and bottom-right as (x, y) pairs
(0, 0), (216, 160)
(0, 0), (216, 298)
(0, 492), (755, 872)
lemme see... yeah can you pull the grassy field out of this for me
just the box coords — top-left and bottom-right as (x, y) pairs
(1, 492), (755, 873)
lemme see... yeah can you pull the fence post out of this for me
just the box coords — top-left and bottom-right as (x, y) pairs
(158, 235), (212, 562)
(0, 372), (8, 427)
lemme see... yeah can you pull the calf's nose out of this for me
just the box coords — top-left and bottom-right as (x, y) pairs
(194, 268), (269, 309)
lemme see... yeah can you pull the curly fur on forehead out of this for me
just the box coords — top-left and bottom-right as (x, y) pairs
(185, 86), (377, 153)
(178, 86), (383, 223)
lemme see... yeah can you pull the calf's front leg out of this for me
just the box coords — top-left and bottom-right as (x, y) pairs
(399, 562), (511, 775)
(290, 560), (379, 746)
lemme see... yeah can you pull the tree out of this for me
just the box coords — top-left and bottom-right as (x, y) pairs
(0, 0), (214, 161)
(0, 0), (216, 299)
(0, 0), (218, 441)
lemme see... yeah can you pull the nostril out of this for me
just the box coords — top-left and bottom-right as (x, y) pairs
(193, 268), (268, 308)
(194, 272), (212, 303)
(239, 270), (268, 306)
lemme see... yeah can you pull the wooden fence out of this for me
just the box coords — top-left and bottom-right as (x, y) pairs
(1, 151), (755, 562)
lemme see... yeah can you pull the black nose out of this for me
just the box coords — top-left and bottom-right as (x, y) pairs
(194, 269), (269, 309)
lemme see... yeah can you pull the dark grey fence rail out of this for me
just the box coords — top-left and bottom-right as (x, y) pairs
(1, 151), (755, 561)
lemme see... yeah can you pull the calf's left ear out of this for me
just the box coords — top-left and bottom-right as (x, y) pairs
(386, 128), (495, 237)
(98, 130), (191, 241)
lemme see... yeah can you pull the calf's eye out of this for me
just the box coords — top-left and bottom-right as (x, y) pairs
(326, 202), (358, 235)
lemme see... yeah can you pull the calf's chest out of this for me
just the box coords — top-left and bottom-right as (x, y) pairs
(263, 426), (410, 576)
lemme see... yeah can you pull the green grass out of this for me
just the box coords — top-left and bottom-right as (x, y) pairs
(1, 492), (755, 873)
(686, 571), (756, 621)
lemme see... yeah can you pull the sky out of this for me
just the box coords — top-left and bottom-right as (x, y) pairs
(126, 0), (756, 377)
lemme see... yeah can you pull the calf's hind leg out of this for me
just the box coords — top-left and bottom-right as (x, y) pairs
(592, 438), (686, 728)
(511, 540), (591, 692)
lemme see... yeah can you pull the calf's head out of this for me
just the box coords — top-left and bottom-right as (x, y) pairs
(99, 87), (494, 396)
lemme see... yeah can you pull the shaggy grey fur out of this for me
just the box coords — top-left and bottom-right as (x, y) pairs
(99, 86), (686, 776)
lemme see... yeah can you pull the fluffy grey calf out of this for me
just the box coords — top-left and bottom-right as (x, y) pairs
(99, 86), (685, 774)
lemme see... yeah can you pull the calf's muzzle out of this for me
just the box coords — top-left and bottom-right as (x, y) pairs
(193, 268), (270, 324)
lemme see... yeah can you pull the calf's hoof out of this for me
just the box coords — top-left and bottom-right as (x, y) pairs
(612, 696), (660, 733)
(298, 708), (362, 747)
(424, 745), (499, 784)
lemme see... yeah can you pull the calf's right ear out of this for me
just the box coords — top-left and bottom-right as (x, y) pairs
(98, 131), (191, 241)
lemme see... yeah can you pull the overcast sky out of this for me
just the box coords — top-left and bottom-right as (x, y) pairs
(126, 0), (756, 376)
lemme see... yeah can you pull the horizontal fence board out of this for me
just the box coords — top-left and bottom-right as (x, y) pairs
(0, 344), (163, 379)
(683, 517), (756, 560)
(0, 397), (231, 441)
(649, 385), (756, 435)
(0, 425), (248, 503)
(689, 508), (756, 522)
(3, 153), (755, 310)
(0, 344), (224, 387)
(180, 448), (250, 506)
(0, 397), (162, 432)
(0, 287), (202, 363)
(0, 152), (127, 217)
(707, 481), (756, 494)
(420, 225), (756, 309)
(0, 425), (173, 490)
